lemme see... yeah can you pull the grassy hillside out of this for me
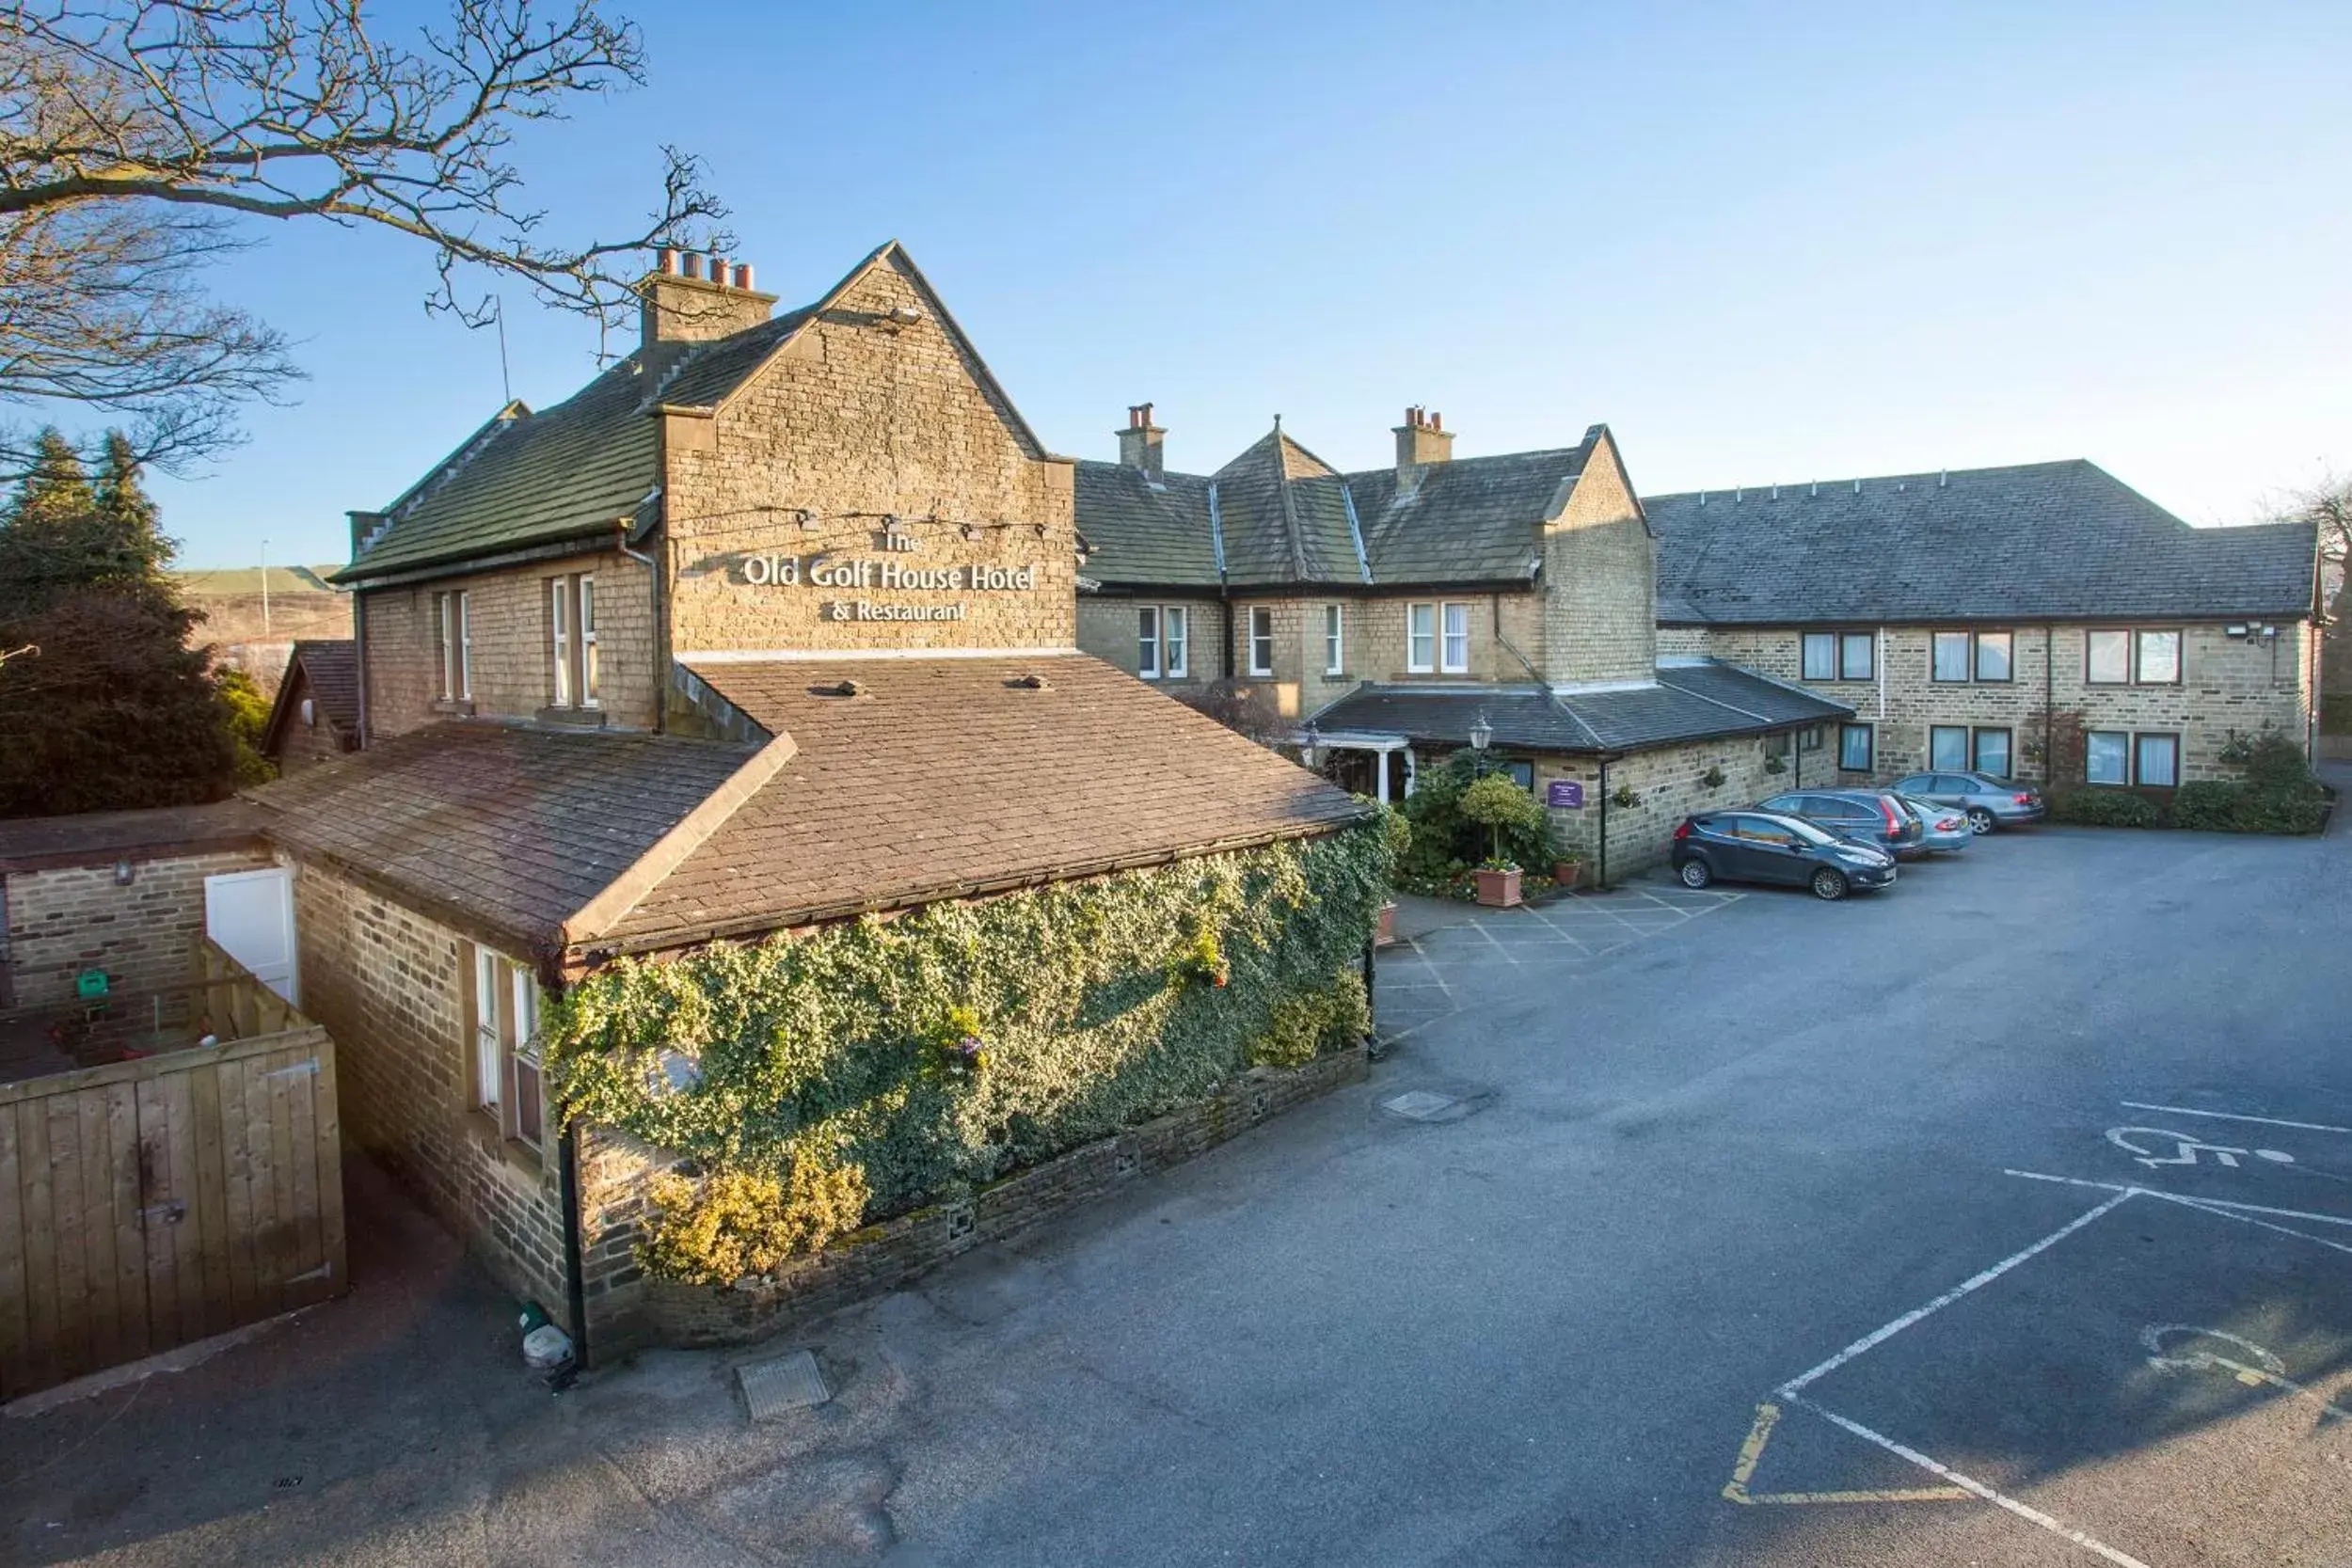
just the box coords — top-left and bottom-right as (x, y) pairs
(173, 564), (351, 654)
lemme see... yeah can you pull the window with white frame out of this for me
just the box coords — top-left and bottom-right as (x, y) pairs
(1137, 607), (1161, 678)
(1440, 601), (1470, 673)
(471, 947), (543, 1151)
(1406, 603), (1436, 673)
(1324, 604), (1343, 676)
(2085, 730), (2129, 785)
(548, 574), (598, 708)
(1164, 606), (1188, 677)
(1248, 607), (1274, 677)
(434, 590), (471, 701)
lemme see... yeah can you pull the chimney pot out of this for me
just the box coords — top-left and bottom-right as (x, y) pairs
(659, 247), (678, 276)
(1429, 410), (1441, 432)
(1116, 403), (1166, 481)
(708, 256), (729, 288)
(733, 262), (753, 290)
(680, 252), (702, 280)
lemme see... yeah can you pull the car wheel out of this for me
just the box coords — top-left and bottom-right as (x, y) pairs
(1677, 859), (1713, 889)
(1966, 807), (1995, 835)
(1810, 867), (1849, 901)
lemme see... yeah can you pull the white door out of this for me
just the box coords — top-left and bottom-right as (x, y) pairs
(205, 867), (297, 1006)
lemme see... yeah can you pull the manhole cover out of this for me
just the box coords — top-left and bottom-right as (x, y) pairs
(738, 1349), (830, 1422)
(1382, 1089), (1460, 1121)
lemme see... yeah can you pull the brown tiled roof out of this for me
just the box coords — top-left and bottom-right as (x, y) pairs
(0, 800), (269, 874)
(599, 654), (1368, 952)
(246, 722), (761, 956)
(290, 640), (359, 729)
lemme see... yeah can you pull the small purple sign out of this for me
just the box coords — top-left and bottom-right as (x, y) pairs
(1547, 781), (1585, 810)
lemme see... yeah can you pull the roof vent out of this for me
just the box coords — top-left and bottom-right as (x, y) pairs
(812, 678), (866, 698)
(1008, 673), (1051, 690)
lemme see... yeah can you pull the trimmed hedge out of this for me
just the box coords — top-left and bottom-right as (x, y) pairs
(545, 824), (1389, 1276)
(2048, 788), (2163, 828)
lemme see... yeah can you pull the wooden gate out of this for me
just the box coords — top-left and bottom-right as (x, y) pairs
(0, 1026), (344, 1400)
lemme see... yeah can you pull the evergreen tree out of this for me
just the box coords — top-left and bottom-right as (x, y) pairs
(0, 430), (237, 816)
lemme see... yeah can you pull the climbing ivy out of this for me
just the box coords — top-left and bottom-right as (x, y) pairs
(545, 824), (1388, 1271)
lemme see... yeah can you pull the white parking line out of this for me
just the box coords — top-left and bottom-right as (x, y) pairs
(2120, 1101), (2352, 1136)
(1791, 1399), (2155, 1568)
(2003, 1167), (2352, 1227)
(1776, 1192), (2136, 1398)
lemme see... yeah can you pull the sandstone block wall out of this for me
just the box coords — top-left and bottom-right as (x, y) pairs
(1535, 733), (1803, 881)
(1688, 622), (2312, 784)
(1542, 433), (1657, 687)
(358, 547), (658, 737)
(664, 252), (1076, 657)
(1077, 594), (1227, 689)
(4, 847), (274, 1012)
(291, 862), (570, 1325)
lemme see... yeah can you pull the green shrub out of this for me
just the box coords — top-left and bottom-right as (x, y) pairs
(2048, 788), (2163, 828)
(1249, 972), (1370, 1068)
(1458, 772), (1548, 866)
(2169, 781), (2242, 831)
(1395, 754), (1553, 895)
(2171, 777), (2331, 835)
(546, 826), (1389, 1277)
(641, 1158), (871, 1285)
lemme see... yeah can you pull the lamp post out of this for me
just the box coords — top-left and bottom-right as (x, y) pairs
(259, 537), (271, 637)
(1468, 711), (1493, 776)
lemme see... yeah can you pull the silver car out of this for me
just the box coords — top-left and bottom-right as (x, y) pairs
(1893, 794), (1972, 854)
(1892, 771), (2048, 834)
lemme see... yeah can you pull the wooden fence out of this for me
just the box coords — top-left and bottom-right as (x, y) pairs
(0, 1024), (344, 1401)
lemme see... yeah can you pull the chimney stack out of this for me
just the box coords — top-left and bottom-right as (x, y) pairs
(1116, 403), (1166, 482)
(639, 247), (777, 353)
(1394, 404), (1455, 484)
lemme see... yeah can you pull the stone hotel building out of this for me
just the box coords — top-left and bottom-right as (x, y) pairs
(1076, 419), (2323, 862)
(230, 243), (1365, 1351)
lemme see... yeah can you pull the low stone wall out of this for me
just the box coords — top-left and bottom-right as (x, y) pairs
(585, 1045), (1368, 1355)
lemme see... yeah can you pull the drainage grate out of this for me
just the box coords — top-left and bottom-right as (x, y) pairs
(738, 1349), (830, 1422)
(1382, 1089), (1460, 1122)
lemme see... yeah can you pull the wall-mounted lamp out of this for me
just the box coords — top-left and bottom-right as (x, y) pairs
(114, 859), (135, 886)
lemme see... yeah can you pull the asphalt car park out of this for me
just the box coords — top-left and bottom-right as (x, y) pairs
(8, 795), (2347, 1567)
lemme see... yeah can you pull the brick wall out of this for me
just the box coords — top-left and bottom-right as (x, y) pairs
(291, 861), (571, 1323)
(1688, 622), (2312, 784)
(4, 847), (274, 1011)
(358, 547), (659, 738)
(582, 1045), (1368, 1354)
(1542, 433), (1657, 686)
(664, 252), (1076, 657)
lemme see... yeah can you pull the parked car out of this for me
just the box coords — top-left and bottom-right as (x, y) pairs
(1893, 793), (1973, 854)
(1755, 789), (1929, 858)
(1671, 811), (1899, 900)
(1892, 771), (2047, 834)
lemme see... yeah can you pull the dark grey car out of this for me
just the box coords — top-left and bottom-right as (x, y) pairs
(1892, 771), (2047, 834)
(1755, 789), (1928, 858)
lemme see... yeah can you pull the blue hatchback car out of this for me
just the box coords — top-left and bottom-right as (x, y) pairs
(1671, 810), (1899, 900)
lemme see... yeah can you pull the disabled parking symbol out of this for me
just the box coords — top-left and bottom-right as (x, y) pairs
(2106, 1126), (2296, 1170)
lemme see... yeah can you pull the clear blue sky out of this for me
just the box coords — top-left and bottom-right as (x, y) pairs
(131, 0), (2352, 566)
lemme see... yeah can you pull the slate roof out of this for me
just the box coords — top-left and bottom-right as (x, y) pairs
(1309, 661), (1850, 755)
(1648, 461), (2320, 625)
(0, 800), (270, 874)
(601, 654), (1369, 951)
(335, 242), (1043, 585)
(247, 723), (759, 954)
(260, 639), (361, 758)
(1073, 463), (1218, 587)
(1073, 427), (1597, 592)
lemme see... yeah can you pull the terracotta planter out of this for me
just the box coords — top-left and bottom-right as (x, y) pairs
(1552, 861), (1582, 890)
(1375, 900), (1399, 947)
(1473, 867), (1523, 908)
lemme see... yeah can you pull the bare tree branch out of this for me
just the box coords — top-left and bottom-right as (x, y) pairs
(0, 0), (728, 471)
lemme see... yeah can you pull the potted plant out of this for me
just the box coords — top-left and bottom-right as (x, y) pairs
(1551, 856), (1583, 890)
(1458, 774), (1544, 908)
(1474, 858), (1524, 908)
(1376, 901), (1399, 945)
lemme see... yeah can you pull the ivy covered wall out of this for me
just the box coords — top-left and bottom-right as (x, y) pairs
(545, 823), (1385, 1279)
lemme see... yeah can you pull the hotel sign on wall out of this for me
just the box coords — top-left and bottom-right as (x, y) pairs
(739, 554), (1042, 623)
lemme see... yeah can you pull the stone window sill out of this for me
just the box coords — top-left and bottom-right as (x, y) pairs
(534, 705), (608, 728)
(462, 1108), (549, 1188)
(430, 697), (476, 716)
